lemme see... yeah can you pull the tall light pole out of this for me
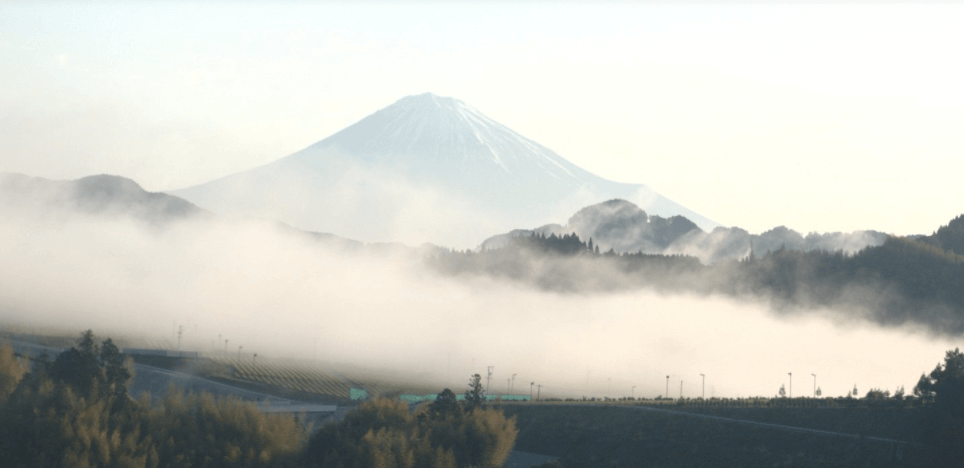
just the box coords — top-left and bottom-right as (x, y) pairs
(530, 382), (534, 401)
(238, 345), (242, 359)
(486, 366), (494, 395)
(224, 339), (228, 358)
(536, 384), (542, 401)
(177, 325), (183, 351)
(512, 373), (517, 393)
(700, 374), (705, 400)
(788, 372), (792, 399)
(631, 386), (636, 399)
(812, 374), (816, 398)
(666, 375), (670, 400)
(507, 378), (511, 393)
(680, 380), (683, 400)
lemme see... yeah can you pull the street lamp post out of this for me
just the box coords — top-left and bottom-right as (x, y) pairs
(224, 339), (228, 358)
(700, 374), (705, 399)
(788, 373), (792, 399)
(486, 366), (494, 395)
(680, 380), (683, 400)
(631, 386), (636, 399)
(812, 374), (816, 398)
(530, 382), (534, 401)
(512, 374), (517, 393)
(666, 375), (670, 400)
(238, 345), (242, 359)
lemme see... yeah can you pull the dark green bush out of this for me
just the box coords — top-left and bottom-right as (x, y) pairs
(306, 393), (517, 468)
(0, 332), (306, 468)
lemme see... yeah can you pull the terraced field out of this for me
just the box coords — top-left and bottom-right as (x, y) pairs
(212, 356), (353, 399)
(337, 368), (446, 398)
(4, 328), (452, 402)
(208, 356), (449, 401)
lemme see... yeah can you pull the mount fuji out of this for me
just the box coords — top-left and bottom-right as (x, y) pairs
(171, 93), (717, 247)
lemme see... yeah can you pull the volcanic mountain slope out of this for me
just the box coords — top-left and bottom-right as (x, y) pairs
(170, 93), (717, 248)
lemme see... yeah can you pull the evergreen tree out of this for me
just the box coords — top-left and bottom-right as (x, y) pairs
(915, 348), (964, 465)
(465, 373), (485, 411)
(431, 388), (461, 419)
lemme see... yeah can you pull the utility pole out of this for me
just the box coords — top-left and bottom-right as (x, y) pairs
(666, 375), (670, 400)
(700, 374), (705, 400)
(530, 382), (534, 401)
(511, 374), (517, 393)
(536, 384), (542, 401)
(788, 372), (792, 399)
(812, 374), (816, 398)
(486, 366), (494, 395)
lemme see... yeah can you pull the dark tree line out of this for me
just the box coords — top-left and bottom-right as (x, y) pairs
(917, 214), (964, 257)
(428, 229), (964, 335)
(913, 348), (964, 466)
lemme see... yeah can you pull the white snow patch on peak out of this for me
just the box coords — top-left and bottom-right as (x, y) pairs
(348, 93), (595, 183)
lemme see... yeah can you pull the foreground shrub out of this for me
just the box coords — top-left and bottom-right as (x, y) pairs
(306, 393), (517, 468)
(0, 344), (25, 405)
(146, 387), (307, 468)
(0, 332), (307, 468)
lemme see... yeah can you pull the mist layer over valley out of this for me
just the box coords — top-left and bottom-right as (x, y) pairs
(1, 174), (958, 401)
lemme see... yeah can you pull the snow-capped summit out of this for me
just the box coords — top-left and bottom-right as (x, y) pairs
(170, 93), (716, 247)
(291, 92), (592, 190)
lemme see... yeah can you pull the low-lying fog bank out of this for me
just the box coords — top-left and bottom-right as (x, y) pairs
(0, 209), (955, 399)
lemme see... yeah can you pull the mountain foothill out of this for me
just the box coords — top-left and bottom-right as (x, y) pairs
(479, 198), (889, 264)
(2, 92), (963, 337)
(4, 168), (964, 337)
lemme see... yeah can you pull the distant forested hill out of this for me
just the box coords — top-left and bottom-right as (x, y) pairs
(479, 199), (887, 264)
(429, 218), (964, 336)
(916, 214), (964, 257)
(0, 173), (210, 224)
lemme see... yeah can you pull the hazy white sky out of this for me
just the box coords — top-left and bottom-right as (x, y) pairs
(2, 2), (963, 236)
